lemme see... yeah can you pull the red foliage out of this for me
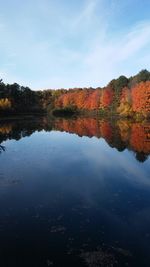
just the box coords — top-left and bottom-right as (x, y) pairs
(55, 89), (101, 110)
(54, 118), (150, 159)
(54, 118), (101, 137)
(131, 81), (150, 115)
(100, 121), (112, 142)
(83, 89), (101, 110)
(56, 81), (150, 116)
(101, 87), (114, 108)
(54, 118), (113, 142)
(130, 123), (150, 154)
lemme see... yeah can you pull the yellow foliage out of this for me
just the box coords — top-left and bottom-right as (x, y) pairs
(0, 98), (11, 110)
(117, 102), (132, 116)
(0, 124), (12, 134)
(117, 120), (131, 142)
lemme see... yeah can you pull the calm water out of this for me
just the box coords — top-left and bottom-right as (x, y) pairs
(0, 116), (150, 267)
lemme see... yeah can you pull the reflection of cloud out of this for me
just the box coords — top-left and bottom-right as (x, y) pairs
(117, 154), (150, 186)
(81, 138), (150, 188)
(129, 207), (150, 230)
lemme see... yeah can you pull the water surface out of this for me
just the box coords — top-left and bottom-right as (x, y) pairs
(0, 116), (150, 267)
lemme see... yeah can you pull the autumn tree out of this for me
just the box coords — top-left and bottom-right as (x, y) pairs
(100, 87), (114, 109)
(0, 98), (11, 110)
(117, 87), (132, 116)
(131, 81), (150, 117)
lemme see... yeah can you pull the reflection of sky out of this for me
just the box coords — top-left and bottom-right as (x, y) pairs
(80, 136), (150, 188)
(1, 130), (150, 191)
(0, 130), (150, 263)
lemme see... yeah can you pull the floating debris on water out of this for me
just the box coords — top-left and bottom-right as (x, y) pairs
(47, 259), (53, 266)
(50, 225), (66, 234)
(80, 246), (132, 267)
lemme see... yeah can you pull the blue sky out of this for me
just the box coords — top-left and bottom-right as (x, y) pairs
(0, 0), (150, 90)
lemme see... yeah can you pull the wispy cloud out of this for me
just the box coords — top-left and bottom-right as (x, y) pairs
(0, 0), (150, 89)
(84, 20), (150, 86)
(71, 0), (98, 29)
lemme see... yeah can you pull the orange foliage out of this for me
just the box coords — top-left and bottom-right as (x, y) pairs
(55, 89), (102, 110)
(131, 81), (150, 116)
(100, 87), (114, 108)
(83, 89), (101, 110)
(53, 118), (150, 161)
(54, 118), (101, 137)
(100, 121), (112, 142)
(55, 81), (150, 117)
(130, 123), (150, 154)
(54, 118), (114, 142)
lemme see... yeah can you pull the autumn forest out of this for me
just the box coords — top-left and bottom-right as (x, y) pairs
(0, 69), (150, 118)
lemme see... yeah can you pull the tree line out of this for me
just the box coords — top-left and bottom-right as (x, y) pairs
(0, 69), (150, 118)
(0, 79), (66, 115)
(55, 69), (150, 118)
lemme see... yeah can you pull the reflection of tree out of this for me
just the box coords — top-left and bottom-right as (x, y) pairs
(130, 124), (150, 161)
(0, 117), (149, 162)
(0, 117), (52, 154)
(100, 121), (112, 142)
(0, 145), (5, 153)
(136, 152), (148, 163)
(54, 118), (150, 162)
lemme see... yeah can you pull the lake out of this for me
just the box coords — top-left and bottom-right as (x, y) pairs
(0, 116), (150, 267)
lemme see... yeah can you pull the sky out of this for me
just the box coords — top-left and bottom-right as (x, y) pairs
(0, 0), (150, 90)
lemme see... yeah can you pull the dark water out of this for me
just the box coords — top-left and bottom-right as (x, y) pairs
(0, 116), (150, 267)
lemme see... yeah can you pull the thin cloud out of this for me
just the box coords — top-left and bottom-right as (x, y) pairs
(71, 0), (98, 29)
(0, 1), (150, 89)
(84, 20), (150, 87)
